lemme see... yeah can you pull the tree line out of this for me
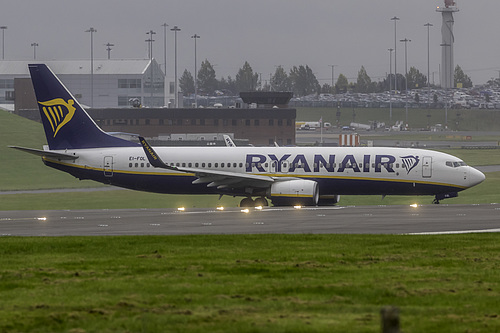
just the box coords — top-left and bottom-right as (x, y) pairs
(178, 60), (473, 97)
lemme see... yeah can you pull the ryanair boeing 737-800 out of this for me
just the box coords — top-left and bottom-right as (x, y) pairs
(10, 64), (485, 207)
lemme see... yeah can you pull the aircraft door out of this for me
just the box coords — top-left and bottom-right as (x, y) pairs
(104, 156), (113, 177)
(422, 156), (432, 178)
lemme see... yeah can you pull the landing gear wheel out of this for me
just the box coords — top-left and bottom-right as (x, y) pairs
(254, 197), (268, 207)
(240, 197), (255, 208)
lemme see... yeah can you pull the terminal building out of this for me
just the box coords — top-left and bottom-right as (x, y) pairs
(5, 61), (296, 146)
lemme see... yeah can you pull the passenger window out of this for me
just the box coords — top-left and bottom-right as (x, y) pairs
(182, 163), (186, 167)
(215, 163), (218, 168)
(135, 163), (138, 167)
(221, 163), (225, 168)
(141, 163), (144, 168)
(188, 163), (192, 167)
(176, 163), (180, 167)
(239, 163), (243, 168)
(208, 163), (212, 168)
(195, 163), (199, 167)
(129, 163), (132, 168)
(147, 163), (150, 167)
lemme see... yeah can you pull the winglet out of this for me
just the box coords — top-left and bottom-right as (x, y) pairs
(139, 136), (174, 170)
(223, 134), (236, 147)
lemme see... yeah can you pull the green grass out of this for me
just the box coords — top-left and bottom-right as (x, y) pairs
(1, 234), (499, 332)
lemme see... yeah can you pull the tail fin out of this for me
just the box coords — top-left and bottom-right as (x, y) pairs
(29, 64), (138, 149)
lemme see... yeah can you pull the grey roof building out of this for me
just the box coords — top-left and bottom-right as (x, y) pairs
(0, 59), (170, 109)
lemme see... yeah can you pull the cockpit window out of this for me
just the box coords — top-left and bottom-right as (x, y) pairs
(446, 161), (467, 168)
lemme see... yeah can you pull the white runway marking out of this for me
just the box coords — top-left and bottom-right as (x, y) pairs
(408, 228), (500, 235)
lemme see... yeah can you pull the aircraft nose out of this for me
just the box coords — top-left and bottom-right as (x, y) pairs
(468, 167), (486, 187)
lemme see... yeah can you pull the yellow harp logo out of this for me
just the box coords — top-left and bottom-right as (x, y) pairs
(38, 98), (76, 137)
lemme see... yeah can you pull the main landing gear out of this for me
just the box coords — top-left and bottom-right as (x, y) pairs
(240, 197), (269, 208)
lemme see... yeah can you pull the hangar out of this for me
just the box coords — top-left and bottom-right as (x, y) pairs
(0, 59), (168, 109)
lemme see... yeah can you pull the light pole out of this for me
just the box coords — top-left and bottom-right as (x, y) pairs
(424, 23), (433, 108)
(1, 26), (7, 60)
(161, 23), (169, 107)
(400, 38), (411, 124)
(105, 43), (114, 60)
(31, 42), (39, 60)
(388, 48), (393, 121)
(161, 23), (168, 76)
(191, 34), (200, 108)
(390, 17), (399, 92)
(328, 65), (337, 94)
(85, 27), (97, 108)
(170, 26), (181, 108)
(146, 30), (156, 107)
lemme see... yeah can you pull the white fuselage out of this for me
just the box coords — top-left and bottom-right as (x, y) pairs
(43, 146), (485, 198)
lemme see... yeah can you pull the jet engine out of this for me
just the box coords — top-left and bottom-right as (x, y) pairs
(268, 179), (319, 206)
(318, 194), (341, 206)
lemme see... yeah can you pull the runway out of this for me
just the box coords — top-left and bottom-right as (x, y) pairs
(1, 204), (499, 236)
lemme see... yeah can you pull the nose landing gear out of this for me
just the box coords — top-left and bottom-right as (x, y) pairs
(433, 192), (458, 204)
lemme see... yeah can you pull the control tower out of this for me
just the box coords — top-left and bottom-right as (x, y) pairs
(437, 0), (459, 89)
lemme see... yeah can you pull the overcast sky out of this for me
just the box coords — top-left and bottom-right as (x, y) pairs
(2, 0), (499, 85)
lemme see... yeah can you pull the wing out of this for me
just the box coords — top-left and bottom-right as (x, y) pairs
(139, 137), (274, 190)
(9, 146), (79, 160)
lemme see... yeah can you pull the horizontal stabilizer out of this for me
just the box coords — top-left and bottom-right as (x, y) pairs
(9, 146), (79, 160)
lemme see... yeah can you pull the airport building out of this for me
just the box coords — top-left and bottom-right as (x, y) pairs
(0, 59), (170, 109)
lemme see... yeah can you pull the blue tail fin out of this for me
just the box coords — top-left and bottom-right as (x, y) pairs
(29, 64), (138, 149)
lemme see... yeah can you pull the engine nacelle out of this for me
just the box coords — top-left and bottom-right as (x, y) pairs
(268, 179), (319, 206)
(318, 195), (340, 206)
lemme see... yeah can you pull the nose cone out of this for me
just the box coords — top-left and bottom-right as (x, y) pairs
(468, 167), (486, 188)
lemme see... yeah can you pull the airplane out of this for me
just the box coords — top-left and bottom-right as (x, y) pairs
(10, 64), (485, 207)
